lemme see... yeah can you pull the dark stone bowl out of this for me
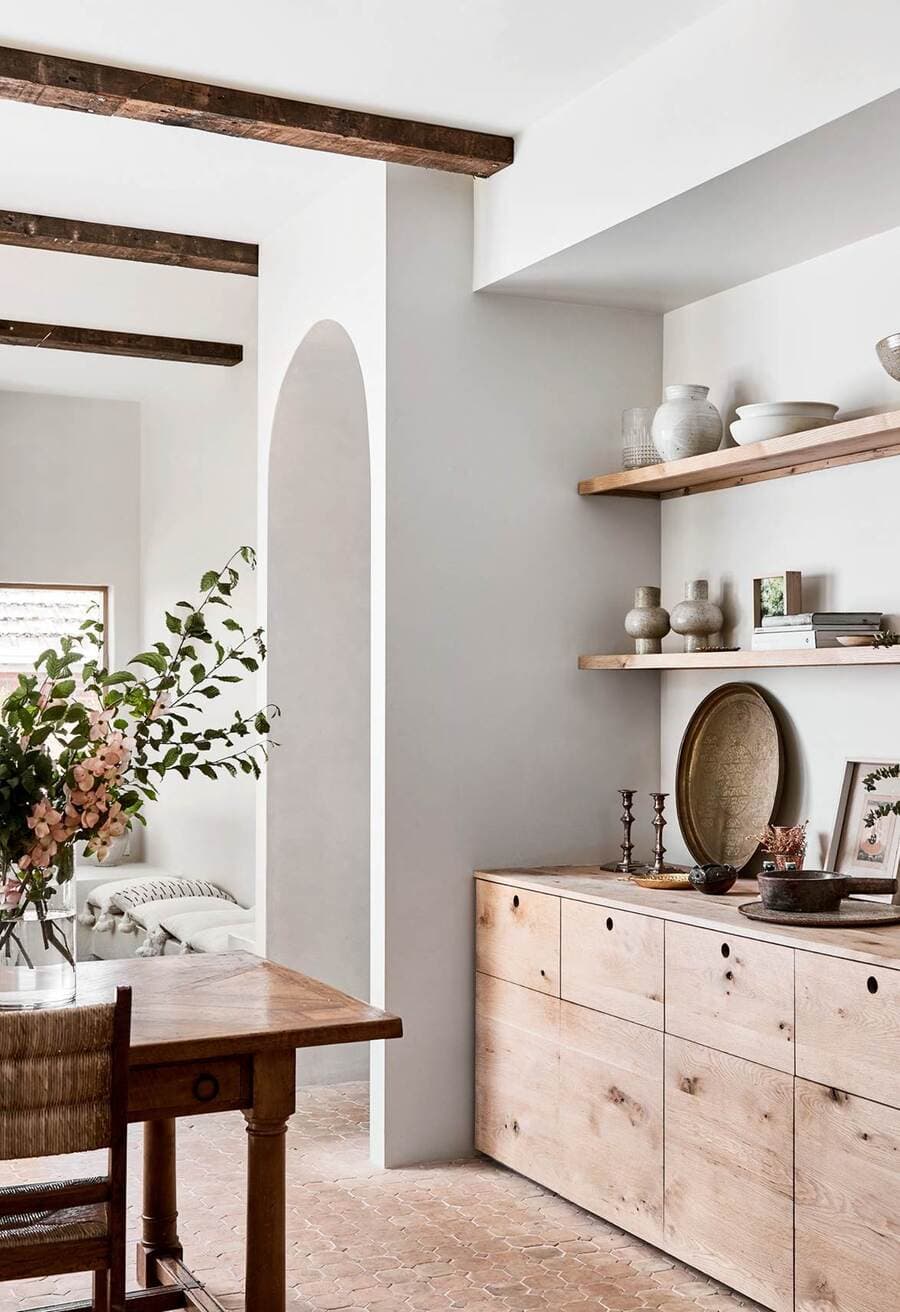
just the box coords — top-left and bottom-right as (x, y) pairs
(758, 869), (846, 912)
(689, 863), (738, 896)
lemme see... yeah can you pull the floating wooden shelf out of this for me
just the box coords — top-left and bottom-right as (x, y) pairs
(578, 409), (900, 498)
(579, 648), (900, 671)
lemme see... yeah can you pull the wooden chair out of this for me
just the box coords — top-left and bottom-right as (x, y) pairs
(0, 985), (132, 1310)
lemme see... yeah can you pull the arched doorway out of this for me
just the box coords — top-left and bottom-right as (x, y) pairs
(267, 320), (371, 1084)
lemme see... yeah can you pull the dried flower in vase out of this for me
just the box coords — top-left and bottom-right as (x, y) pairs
(758, 821), (808, 871)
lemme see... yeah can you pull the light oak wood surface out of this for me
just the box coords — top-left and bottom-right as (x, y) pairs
(796, 950), (900, 1107)
(561, 899), (663, 1029)
(475, 880), (560, 995)
(665, 920), (794, 1073)
(795, 1079), (900, 1312)
(559, 1002), (663, 1247)
(578, 647), (900, 670)
(578, 409), (900, 498)
(476, 870), (900, 970)
(664, 1036), (793, 1312)
(474, 973), (560, 1195)
(0, 46), (514, 178)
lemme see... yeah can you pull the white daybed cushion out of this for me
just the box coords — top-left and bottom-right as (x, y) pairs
(130, 896), (245, 957)
(162, 905), (254, 945)
(81, 875), (235, 933)
(176, 914), (255, 955)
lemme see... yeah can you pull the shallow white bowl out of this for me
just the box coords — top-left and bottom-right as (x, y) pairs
(735, 401), (839, 421)
(730, 414), (835, 445)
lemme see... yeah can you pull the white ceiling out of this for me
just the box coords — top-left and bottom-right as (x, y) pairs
(0, 1), (726, 241)
(1, 1), (725, 134)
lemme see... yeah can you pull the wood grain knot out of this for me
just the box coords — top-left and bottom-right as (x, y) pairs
(679, 1076), (699, 1096)
(828, 1087), (848, 1104)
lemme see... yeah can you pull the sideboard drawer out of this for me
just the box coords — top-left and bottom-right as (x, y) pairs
(476, 880), (560, 994)
(561, 900), (664, 1028)
(129, 1056), (251, 1121)
(796, 951), (900, 1107)
(665, 921), (794, 1072)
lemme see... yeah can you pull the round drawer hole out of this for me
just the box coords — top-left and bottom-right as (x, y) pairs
(867, 976), (879, 995)
(721, 943), (730, 959)
(512, 895), (519, 909)
(192, 1074), (220, 1103)
(606, 917), (614, 931)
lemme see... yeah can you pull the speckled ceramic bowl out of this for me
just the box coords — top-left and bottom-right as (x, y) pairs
(877, 333), (900, 382)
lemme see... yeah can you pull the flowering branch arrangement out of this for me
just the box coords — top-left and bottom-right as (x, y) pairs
(0, 545), (277, 969)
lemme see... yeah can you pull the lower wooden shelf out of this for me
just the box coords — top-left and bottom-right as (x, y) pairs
(578, 648), (900, 670)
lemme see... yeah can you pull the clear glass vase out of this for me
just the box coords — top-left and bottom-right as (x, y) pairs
(0, 845), (77, 1009)
(622, 407), (660, 470)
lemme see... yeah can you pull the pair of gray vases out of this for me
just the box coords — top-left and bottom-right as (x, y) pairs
(625, 580), (723, 653)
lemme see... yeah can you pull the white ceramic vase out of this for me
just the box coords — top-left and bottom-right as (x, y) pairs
(651, 385), (723, 461)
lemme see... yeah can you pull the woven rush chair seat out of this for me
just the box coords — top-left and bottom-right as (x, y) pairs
(0, 988), (132, 1307)
(0, 1198), (107, 1249)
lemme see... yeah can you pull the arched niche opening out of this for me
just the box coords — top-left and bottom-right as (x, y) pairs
(267, 320), (371, 1084)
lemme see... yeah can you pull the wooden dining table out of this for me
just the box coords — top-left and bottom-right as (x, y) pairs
(41, 951), (402, 1312)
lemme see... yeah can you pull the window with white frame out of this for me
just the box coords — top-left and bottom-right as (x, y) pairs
(0, 584), (108, 703)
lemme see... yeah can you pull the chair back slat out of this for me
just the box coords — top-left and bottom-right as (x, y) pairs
(0, 1001), (117, 1160)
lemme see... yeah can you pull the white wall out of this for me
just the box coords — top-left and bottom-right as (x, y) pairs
(660, 223), (900, 866)
(474, 0), (900, 290)
(0, 390), (141, 668)
(267, 321), (371, 1085)
(256, 165), (662, 1164)
(380, 166), (661, 1164)
(0, 245), (259, 904)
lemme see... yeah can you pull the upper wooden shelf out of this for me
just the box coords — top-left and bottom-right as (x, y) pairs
(579, 648), (900, 671)
(578, 409), (900, 498)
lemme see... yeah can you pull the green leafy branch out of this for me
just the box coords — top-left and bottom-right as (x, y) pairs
(862, 763), (900, 827)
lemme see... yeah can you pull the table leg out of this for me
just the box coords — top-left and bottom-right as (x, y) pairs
(243, 1050), (296, 1312)
(137, 1118), (184, 1287)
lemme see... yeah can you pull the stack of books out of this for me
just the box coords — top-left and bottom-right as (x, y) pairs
(752, 612), (883, 650)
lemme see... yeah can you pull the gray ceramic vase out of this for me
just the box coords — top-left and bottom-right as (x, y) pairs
(624, 585), (670, 654)
(670, 579), (723, 652)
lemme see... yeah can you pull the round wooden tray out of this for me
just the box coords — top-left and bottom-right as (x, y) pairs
(739, 899), (900, 928)
(676, 683), (783, 872)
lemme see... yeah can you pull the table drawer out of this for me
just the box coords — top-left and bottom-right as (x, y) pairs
(665, 921), (794, 1072)
(561, 900), (663, 1028)
(129, 1056), (252, 1121)
(796, 951), (900, 1107)
(476, 880), (559, 994)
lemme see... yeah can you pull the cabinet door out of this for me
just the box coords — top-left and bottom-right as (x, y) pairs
(476, 880), (560, 994)
(666, 920), (794, 1072)
(665, 1036), (793, 1312)
(796, 1079), (900, 1312)
(561, 899), (664, 1028)
(475, 972), (560, 1192)
(796, 951), (900, 1107)
(559, 1000), (663, 1246)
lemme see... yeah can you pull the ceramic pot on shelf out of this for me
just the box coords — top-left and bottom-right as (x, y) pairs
(670, 579), (723, 653)
(624, 586), (670, 654)
(651, 385), (723, 461)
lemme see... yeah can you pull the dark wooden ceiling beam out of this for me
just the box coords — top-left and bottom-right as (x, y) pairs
(0, 46), (514, 178)
(0, 319), (242, 366)
(0, 209), (258, 275)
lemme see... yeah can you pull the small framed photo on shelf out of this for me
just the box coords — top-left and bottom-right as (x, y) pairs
(826, 758), (900, 882)
(752, 570), (802, 628)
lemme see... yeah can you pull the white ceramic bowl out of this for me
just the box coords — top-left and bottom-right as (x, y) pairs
(730, 414), (835, 446)
(735, 401), (839, 421)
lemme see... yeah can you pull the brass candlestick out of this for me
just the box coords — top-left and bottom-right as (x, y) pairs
(645, 791), (689, 876)
(600, 788), (647, 874)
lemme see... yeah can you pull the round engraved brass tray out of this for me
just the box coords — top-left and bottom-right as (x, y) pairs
(676, 683), (783, 872)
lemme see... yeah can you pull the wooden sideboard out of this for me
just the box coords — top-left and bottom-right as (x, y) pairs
(474, 867), (900, 1312)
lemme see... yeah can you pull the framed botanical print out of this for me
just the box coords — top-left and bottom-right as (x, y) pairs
(826, 758), (900, 883)
(752, 570), (802, 628)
